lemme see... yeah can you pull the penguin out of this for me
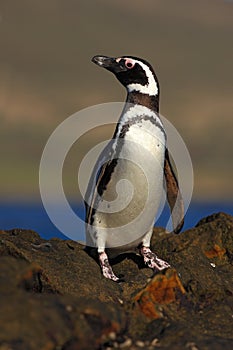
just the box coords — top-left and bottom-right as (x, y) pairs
(85, 55), (184, 282)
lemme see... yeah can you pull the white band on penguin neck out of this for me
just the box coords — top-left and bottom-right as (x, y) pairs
(127, 59), (158, 96)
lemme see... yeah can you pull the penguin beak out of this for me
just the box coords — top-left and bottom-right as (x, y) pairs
(92, 55), (127, 73)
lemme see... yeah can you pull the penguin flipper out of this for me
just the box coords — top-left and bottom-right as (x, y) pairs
(164, 148), (184, 233)
(84, 140), (115, 222)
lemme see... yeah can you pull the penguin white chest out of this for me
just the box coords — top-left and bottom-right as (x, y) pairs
(123, 119), (165, 163)
(89, 118), (166, 249)
(120, 119), (166, 217)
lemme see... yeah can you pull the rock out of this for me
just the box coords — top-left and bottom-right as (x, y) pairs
(0, 212), (233, 349)
(133, 268), (185, 319)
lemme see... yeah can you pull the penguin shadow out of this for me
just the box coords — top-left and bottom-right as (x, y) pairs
(110, 252), (145, 269)
(84, 247), (148, 283)
(112, 252), (157, 282)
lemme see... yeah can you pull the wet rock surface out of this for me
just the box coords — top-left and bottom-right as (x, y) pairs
(0, 212), (233, 350)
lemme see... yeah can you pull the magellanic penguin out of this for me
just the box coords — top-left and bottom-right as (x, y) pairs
(85, 55), (184, 282)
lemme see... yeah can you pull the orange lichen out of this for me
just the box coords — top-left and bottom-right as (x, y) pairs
(41, 341), (55, 350)
(134, 269), (185, 319)
(205, 244), (226, 259)
(19, 263), (43, 280)
(17, 263), (43, 292)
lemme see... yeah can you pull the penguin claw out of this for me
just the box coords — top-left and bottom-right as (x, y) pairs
(116, 275), (125, 283)
(151, 258), (171, 271)
(140, 246), (171, 271)
(103, 270), (119, 282)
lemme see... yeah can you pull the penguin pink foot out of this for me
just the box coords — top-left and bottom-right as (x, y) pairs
(99, 252), (119, 282)
(140, 246), (170, 270)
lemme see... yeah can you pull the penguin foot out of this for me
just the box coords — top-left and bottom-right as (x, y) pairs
(99, 252), (119, 282)
(140, 246), (171, 271)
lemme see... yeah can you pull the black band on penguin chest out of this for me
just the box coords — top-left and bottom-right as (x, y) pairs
(116, 114), (166, 139)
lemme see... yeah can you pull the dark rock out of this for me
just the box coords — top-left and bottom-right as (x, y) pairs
(0, 212), (233, 349)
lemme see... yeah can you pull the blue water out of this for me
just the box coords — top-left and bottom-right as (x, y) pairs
(0, 200), (232, 241)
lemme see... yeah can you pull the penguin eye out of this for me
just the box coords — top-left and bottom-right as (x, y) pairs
(125, 59), (135, 69)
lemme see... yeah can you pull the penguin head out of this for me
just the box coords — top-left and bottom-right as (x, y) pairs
(92, 55), (159, 96)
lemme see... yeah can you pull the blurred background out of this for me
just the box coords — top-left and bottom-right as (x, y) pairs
(0, 0), (232, 240)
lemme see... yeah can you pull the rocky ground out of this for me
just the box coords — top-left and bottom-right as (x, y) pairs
(0, 212), (233, 350)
